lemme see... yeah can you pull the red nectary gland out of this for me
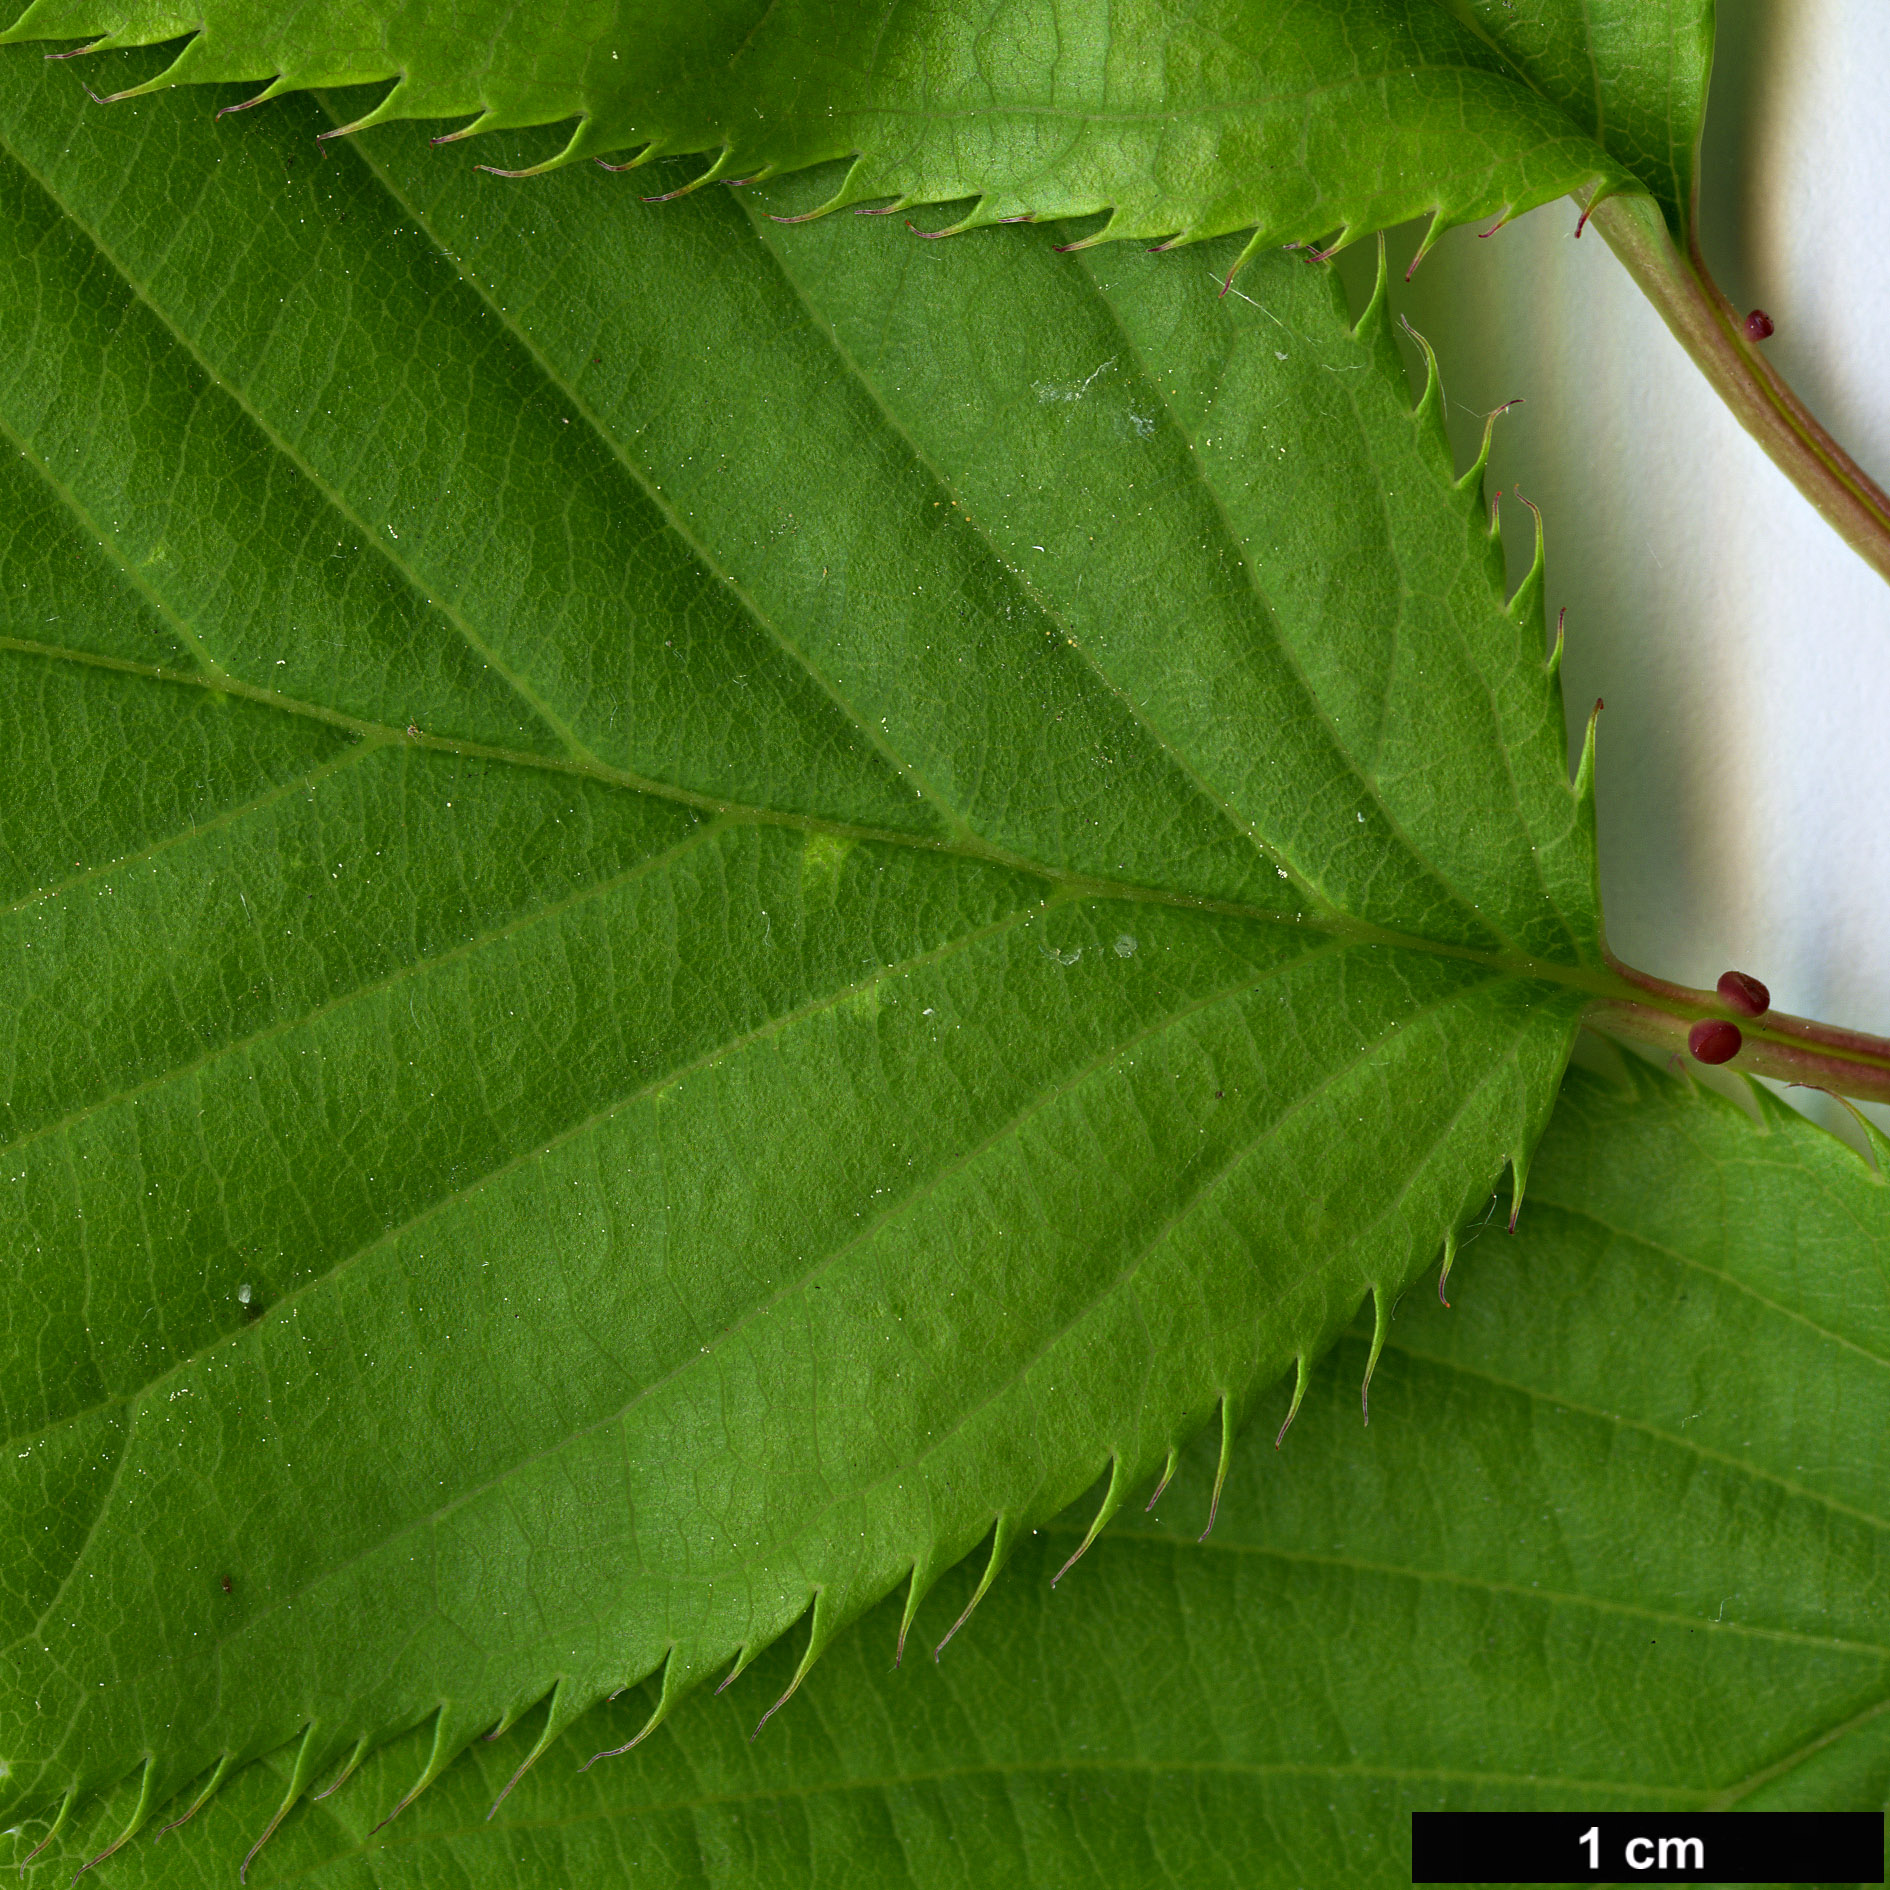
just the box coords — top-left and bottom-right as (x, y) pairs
(1744, 309), (1776, 340)
(1716, 969), (1771, 1017)
(1688, 1019), (1744, 1065)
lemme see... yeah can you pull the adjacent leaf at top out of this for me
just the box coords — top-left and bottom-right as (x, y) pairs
(36, 1060), (1890, 1882)
(0, 48), (1602, 1865)
(0, 0), (1659, 263)
(1443, 0), (1714, 238)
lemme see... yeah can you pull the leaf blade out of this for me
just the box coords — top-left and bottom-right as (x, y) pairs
(34, 1062), (1890, 1881)
(0, 44), (1596, 1855)
(2, 0), (1644, 249)
(1440, 0), (1715, 237)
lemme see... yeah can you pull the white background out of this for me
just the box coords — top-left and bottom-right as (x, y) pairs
(1350, 0), (1890, 1134)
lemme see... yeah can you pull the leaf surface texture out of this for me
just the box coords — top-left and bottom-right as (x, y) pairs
(0, 47), (1598, 1854)
(32, 1065), (1890, 1880)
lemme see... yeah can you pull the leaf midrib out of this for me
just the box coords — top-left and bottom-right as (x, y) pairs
(0, 633), (1628, 1000)
(4, 87), (1604, 984)
(42, 78), (1561, 962)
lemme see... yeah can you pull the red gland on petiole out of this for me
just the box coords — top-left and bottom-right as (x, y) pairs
(1688, 1019), (1743, 1065)
(1716, 969), (1771, 1017)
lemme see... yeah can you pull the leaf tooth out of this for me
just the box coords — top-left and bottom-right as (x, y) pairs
(94, 25), (285, 97)
(1274, 1355), (1312, 1448)
(236, 1722), (334, 1885)
(215, 79), (291, 121)
(35, 32), (106, 59)
(1210, 229), (1266, 297)
(1403, 207), (1448, 281)
(554, 111), (639, 165)
(73, 28), (203, 102)
(154, 1751), (234, 1835)
(582, 1643), (711, 1771)
(15, 1784), (75, 1872)
(1547, 606), (1567, 679)
(1198, 1392), (1239, 1540)
(1571, 175), (1631, 240)
(1142, 1445), (1181, 1512)
(1574, 696), (1603, 818)
(308, 1736), (369, 1803)
(1454, 397), (1522, 497)
(750, 1584), (851, 1741)
(932, 1513), (1020, 1660)
(315, 75), (420, 143)
(1051, 1455), (1131, 1587)
(71, 1756), (157, 1880)
(641, 147), (738, 202)
(1396, 313), (1446, 444)
(1505, 488), (1547, 628)
(1437, 1228), (1460, 1308)
(907, 196), (1025, 240)
(593, 140), (663, 174)
(769, 153), (890, 224)
(1845, 1100), (1890, 1181)
(1360, 1285), (1393, 1426)
(366, 1700), (491, 1838)
(1054, 209), (1130, 257)
(1505, 1146), (1533, 1234)
(487, 1677), (587, 1818)
(892, 1551), (940, 1667)
(430, 107), (502, 147)
(475, 114), (610, 178)
(1349, 233), (1393, 345)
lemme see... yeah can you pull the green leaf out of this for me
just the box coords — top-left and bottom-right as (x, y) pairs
(1442, 0), (1713, 237)
(0, 0), (1649, 261)
(34, 1061), (1890, 1881)
(0, 46), (1603, 1864)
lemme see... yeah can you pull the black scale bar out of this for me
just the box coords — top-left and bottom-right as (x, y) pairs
(1411, 1811), (1885, 1884)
